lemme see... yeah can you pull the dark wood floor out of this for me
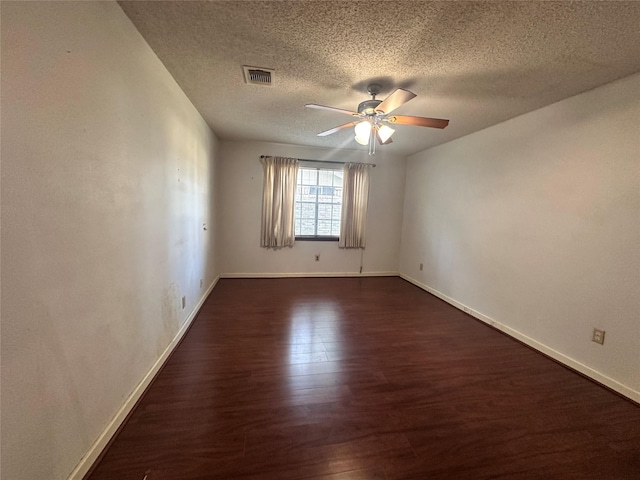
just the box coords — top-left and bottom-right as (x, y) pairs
(87, 277), (640, 480)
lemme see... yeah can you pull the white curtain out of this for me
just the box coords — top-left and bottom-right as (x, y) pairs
(339, 162), (371, 248)
(260, 156), (299, 247)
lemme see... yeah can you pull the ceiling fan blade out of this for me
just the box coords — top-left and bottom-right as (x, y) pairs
(305, 103), (359, 116)
(317, 121), (358, 137)
(375, 88), (417, 114)
(375, 130), (393, 145)
(387, 115), (449, 129)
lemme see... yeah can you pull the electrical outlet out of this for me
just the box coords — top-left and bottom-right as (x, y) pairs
(419, 263), (423, 271)
(181, 296), (186, 309)
(315, 254), (320, 262)
(592, 328), (605, 345)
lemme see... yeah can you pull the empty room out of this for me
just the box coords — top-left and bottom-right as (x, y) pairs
(2, 1), (639, 479)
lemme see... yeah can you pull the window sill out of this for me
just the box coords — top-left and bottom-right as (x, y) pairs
(295, 236), (339, 242)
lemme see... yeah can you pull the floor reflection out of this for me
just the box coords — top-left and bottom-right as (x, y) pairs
(286, 300), (344, 390)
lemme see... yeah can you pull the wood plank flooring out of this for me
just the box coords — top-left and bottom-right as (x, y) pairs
(87, 277), (640, 480)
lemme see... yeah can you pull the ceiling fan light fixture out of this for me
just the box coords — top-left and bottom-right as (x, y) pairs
(307, 83), (449, 151)
(354, 134), (369, 146)
(354, 120), (371, 145)
(377, 124), (395, 143)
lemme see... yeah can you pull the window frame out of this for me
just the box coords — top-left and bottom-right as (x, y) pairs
(294, 164), (343, 242)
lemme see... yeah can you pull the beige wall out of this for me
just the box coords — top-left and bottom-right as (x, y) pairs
(218, 140), (406, 276)
(1, 2), (220, 479)
(399, 73), (640, 401)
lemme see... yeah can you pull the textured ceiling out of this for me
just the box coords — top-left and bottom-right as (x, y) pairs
(118, 1), (640, 156)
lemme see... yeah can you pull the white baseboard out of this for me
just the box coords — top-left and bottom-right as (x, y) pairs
(221, 271), (398, 278)
(400, 273), (639, 404)
(67, 275), (220, 480)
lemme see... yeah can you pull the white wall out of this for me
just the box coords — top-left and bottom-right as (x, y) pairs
(1, 2), (219, 479)
(399, 73), (640, 400)
(218, 141), (406, 276)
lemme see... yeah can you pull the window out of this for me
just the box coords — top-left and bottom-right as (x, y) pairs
(294, 166), (343, 240)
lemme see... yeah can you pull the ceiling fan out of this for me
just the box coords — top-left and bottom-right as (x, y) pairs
(306, 83), (449, 155)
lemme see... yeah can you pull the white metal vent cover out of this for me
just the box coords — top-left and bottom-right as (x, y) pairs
(242, 66), (274, 86)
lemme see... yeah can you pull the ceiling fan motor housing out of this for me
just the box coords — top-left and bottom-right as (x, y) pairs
(358, 99), (382, 116)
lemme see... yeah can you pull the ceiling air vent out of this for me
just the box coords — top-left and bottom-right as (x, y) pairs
(243, 66), (274, 86)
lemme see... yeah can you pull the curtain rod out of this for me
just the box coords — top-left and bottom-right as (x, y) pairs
(260, 155), (375, 167)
